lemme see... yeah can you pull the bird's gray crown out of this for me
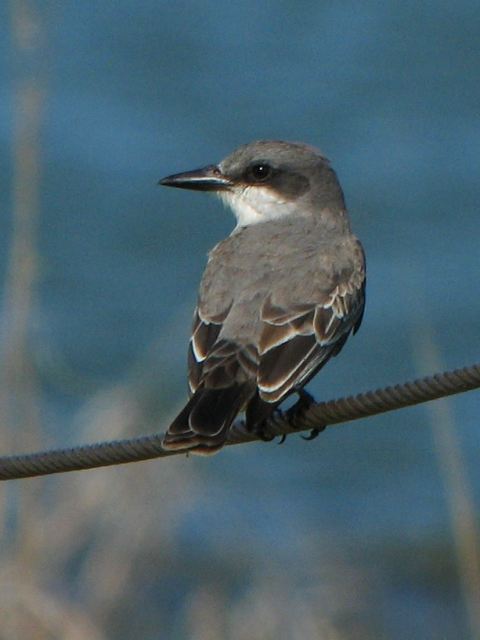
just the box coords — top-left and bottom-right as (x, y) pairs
(221, 140), (325, 172)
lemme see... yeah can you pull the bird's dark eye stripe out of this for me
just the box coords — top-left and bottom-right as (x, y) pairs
(248, 162), (272, 182)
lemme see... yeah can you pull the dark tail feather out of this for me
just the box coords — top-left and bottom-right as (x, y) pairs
(163, 385), (250, 455)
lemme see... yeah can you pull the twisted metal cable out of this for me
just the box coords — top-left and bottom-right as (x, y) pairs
(0, 362), (479, 481)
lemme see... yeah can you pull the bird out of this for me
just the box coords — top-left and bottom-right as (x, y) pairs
(159, 140), (366, 454)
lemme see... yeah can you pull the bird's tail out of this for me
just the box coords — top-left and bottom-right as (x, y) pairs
(163, 385), (251, 455)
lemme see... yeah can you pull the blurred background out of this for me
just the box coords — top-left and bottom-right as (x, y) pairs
(1, 1), (479, 638)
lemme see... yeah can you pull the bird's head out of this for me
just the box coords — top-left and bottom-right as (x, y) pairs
(159, 140), (345, 227)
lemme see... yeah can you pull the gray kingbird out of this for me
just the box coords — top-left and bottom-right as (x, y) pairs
(159, 140), (366, 454)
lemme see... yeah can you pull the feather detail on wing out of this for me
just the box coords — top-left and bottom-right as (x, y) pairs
(166, 303), (259, 455)
(188, 304), (231, 394)
(258, 275), (365, 403)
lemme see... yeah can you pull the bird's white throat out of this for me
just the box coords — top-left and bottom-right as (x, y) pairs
(218, 186), (296, 227)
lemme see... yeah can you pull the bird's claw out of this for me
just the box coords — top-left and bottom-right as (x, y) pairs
(286, 389), (315, 421)
(256, 425), (275, 442)
(257, 391), (324, 444)
(286, 390), (327, 442)
(256, 408), (288, 444)
(301, 427), (325, 441)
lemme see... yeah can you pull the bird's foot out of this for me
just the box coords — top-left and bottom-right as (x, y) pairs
(286, 389), (315, 421)
(301, 428), (324, 441)
(286, 389), (326, 441)
(255, 424), (275, 442)
(255, 407), (287, 444)
(270, 406), (288, 444)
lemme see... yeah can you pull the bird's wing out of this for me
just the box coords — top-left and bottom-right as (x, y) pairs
(166, 299), (255, 455)
(257, 268), (365, 403)
(188, 303), (236, 394)
(189, 320), (259, 393)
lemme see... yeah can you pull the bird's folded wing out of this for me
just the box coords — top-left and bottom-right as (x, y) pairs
(189, 256), (365, 405)
(188, 303), (238, 394)
(257, 275), (365, 402)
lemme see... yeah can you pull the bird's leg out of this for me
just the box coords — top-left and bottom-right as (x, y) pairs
(255, 424), (276, 442)
(255, 406), (285, 443)
(255, 392), (323, 444)
(285, 389), (326, 441)
(286, 388), (315, 419)
(301, 428), (323, 441)
(271, 406), (289, 444)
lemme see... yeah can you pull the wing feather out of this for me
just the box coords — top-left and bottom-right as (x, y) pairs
(258, 272), (365, 403)
(188, 306), (228, 394)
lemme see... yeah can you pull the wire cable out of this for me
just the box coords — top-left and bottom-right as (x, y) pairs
(0, 362), (479, 480)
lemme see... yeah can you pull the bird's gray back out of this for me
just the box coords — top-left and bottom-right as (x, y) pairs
(198, 214), (364, 345)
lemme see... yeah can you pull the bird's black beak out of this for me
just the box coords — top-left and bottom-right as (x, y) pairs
(158, 164), (232, 192)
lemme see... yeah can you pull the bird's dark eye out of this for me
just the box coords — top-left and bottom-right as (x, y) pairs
(248, 163), (272, 182)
